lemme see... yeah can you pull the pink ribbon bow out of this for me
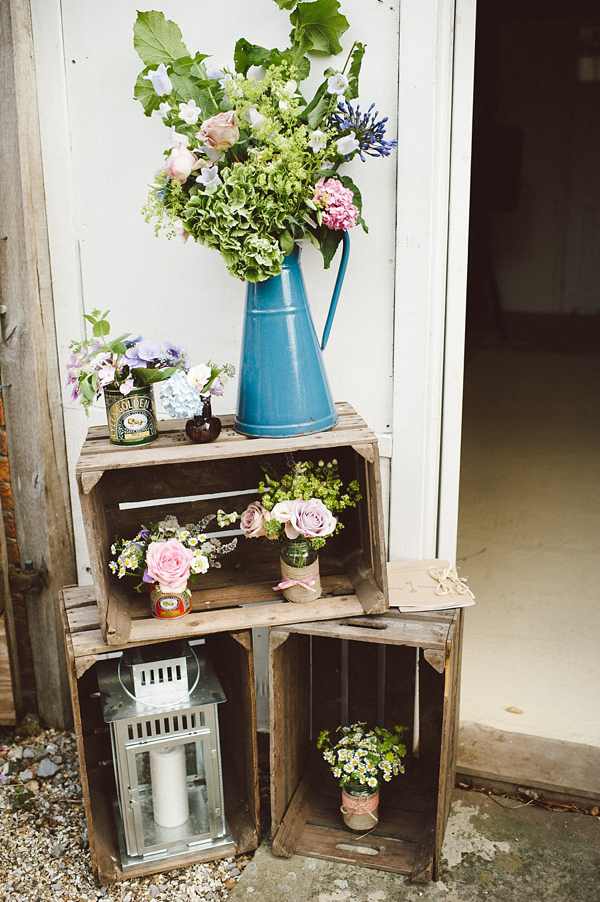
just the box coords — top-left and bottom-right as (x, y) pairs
(274, 574), (319, 591)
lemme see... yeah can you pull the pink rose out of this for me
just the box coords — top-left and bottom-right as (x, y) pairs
(196, 111), (239, 151)
(240, 501), (270, 538)
(145, 539), (194, 592)
(163, 144), (199, 183)
(286, 499), (337, 540)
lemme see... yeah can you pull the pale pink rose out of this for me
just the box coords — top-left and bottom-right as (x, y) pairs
(196, 111), (239, 151)
(145, 539), (194, 592)
(163, 144), (199, 183)
(270, 500), (294, 525)
(286, 499), (337, 540)
(240, 501), (270, 538)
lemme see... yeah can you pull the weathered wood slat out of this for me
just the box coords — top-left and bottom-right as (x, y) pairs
(0, 613), (16, 725)
(270, 613), (451, 650)
(121, 596), (366, 647)
(295, 823), (417, 874)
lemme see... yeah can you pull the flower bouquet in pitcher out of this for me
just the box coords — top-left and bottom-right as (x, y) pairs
(133, 0), (397, 437)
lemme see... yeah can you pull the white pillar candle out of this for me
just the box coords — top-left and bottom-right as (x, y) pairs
(150, 745), (190, 828)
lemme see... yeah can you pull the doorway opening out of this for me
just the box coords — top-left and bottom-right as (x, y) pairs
(457, 0), (600, 764)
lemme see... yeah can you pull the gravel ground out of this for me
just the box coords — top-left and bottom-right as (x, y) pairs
(0, 716), (254, 902)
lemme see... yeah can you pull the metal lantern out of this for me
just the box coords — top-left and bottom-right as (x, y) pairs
(96, 639), (232, 869)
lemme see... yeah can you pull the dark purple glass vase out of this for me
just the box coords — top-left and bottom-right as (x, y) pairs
(185, 397), (222, 443)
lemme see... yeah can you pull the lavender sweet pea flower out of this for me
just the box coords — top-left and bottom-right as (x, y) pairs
(208, 375), (224, 396)
(142, 568), (154, 584)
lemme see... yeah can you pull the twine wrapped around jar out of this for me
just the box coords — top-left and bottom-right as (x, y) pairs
(278, 557), (321, 603)
(341, 786), (379, 831)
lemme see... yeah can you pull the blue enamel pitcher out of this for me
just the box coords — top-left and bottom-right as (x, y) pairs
(234, 233), (350, 437)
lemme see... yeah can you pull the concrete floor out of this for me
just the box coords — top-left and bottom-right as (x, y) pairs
(456, 350), (600, 748)
(228, 789), (600, 901)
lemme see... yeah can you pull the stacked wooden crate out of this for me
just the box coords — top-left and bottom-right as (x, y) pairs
(61, 403), (391, 883)
(62, 402), (462, 885)
(75, 402), (388, 646)
(268, 609), (463, 883)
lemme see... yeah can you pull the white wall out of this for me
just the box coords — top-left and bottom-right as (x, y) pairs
(31, 0), (400, 581)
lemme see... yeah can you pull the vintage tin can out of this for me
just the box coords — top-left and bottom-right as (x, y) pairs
(149, 584), (192, 619)
(104, 386), (158, 446)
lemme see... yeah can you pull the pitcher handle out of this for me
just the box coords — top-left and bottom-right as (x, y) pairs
(321, 231), (350, 350)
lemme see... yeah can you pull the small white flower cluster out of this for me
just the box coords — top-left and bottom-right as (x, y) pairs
(317, 721), (406, 789)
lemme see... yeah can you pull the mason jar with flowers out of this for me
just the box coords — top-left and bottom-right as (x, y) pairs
(109, 515), (237, 619)
(317, 722), (407, 831)
(218, 459), (360, 603)
(66, 309), (188, 446)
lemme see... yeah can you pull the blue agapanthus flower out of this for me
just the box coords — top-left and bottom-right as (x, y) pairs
(329, 100), (397, 161)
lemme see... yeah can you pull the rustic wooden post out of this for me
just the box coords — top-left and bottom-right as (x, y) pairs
(0, 0), (77, 727)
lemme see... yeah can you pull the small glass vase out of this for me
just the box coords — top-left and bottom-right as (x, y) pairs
(185, 397), (222, 444)
(279, 537), (321, 603)
(341, 784), (380, 831)
(149, 583), (192, 619)
(104, 385), (158, 446)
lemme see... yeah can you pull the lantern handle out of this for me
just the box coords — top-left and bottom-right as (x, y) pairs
(116, 645), (201, 709)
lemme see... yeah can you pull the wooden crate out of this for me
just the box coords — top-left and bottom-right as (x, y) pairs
(60, 585), (260, 886)
(269, 609), (463, 883)
(76, 402), (388, 646)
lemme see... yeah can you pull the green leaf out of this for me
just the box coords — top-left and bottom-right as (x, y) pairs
(133, 10), (189, 67)
(132, 366), (177, 385)
(339, 174), (368, 232)
(318, 227), (344, 269)
(274, 0), (298, 8)
(290, 0), (349, 56)
(133, 72), (162, 116)
(169, 73), (219, 118)
(280, 230), (295, 255)
(234, 39), (275, 75)
(346, 41), (366, 100)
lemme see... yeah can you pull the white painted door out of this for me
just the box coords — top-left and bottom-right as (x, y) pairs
(30, 0), (476, 577)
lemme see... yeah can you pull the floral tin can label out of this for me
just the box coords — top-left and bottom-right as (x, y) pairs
(149, 585), (192, 619)
(104, 387), (158, 446)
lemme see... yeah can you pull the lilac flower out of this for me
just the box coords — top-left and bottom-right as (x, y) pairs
(163, 342), (190, 368)
(208, 375), (224, 396)
(125, 342), (160, 367)
(119, 376), (135, 396)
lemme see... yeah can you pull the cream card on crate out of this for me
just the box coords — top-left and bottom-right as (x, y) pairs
(387, 559), (475, 612)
